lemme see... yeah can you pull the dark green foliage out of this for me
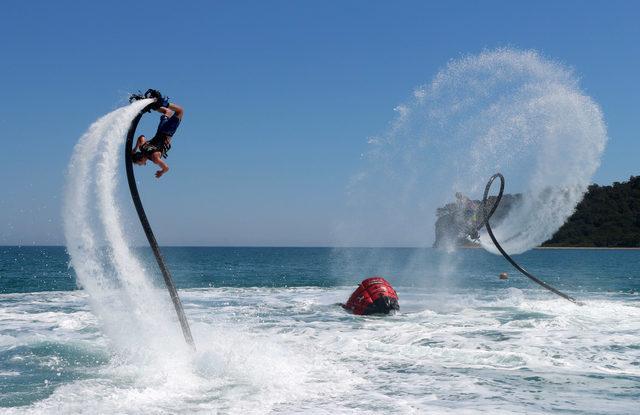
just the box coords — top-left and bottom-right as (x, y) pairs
(544, 176), (640, 247)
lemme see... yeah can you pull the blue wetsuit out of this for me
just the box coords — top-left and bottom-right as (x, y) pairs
(141, 112), (181, 159)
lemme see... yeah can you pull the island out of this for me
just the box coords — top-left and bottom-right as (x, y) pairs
(434, 176), (640, 248)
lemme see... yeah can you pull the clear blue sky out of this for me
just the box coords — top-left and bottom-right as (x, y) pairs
(1, 0), (638, 246)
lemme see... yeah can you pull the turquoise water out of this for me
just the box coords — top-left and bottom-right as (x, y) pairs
(1, 246), (639, 414)
(3, 246), (638, 293)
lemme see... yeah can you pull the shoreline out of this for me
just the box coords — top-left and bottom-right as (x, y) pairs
(459, 245), (640, 250)
(536, 246), (640, 250)
(3, 244), (640, 250)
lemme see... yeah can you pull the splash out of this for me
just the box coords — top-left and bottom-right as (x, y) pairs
(61, 101), (339, 411)
(62, 99), (187, 357)
(344, 48), (607, 253)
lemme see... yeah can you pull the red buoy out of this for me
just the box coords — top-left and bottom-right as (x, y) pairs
(343, 277), (399, 315)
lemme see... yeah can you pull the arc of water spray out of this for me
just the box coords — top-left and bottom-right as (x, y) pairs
(124, 102), (196, 348)
(480, 173), (582, 305)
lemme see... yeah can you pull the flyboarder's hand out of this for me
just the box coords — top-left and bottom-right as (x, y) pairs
(150, 153), (169, 178)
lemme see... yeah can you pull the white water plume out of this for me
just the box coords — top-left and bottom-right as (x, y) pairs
(345, 48), (607, 253)
(61, 101), (338, 412)
(63, 99), (185, 355)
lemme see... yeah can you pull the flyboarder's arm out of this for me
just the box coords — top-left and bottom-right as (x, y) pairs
(150, 152), (169, 178)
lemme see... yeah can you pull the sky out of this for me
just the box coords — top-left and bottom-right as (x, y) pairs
(1, 0), (638, 246)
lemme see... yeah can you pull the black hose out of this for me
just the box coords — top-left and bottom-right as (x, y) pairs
(481, 173), (582, 305)
(125, 103), (196, 348)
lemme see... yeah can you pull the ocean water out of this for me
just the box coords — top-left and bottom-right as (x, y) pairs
(18, 49), (617, 414)
(0, 246), (638, 414)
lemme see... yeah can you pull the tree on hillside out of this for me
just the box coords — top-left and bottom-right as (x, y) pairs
(544, 176), (640, 247)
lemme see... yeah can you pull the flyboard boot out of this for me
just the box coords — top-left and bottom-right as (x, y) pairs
(343, 277), (399, 315)
(129, 89), (170, 111)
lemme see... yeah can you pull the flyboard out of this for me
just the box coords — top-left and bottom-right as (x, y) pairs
(124, 97), (196, 348)
(479, 173), (582, 305)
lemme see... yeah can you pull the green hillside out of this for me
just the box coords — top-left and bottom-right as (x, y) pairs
(543, 176), (640, 247)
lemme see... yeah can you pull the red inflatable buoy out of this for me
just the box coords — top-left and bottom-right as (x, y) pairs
(343, 277), (399, 315)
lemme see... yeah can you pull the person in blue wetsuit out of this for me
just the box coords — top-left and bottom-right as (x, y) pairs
(131, 92), (184, 179)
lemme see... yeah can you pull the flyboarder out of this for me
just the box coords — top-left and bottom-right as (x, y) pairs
(130, 89), (184, 179)
(455, 192), (481, 240)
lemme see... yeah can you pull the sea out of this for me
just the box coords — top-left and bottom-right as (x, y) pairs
(0, 246), (638, 414)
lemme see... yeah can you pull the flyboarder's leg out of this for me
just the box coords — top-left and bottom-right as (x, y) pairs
(167, 103), (184, 120)
(155, 103), (184, 120)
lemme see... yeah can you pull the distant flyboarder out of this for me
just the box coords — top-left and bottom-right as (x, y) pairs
(343, 277), (399, 315)
(455, 192), (481, 240)
(130, 89), (184, 179)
